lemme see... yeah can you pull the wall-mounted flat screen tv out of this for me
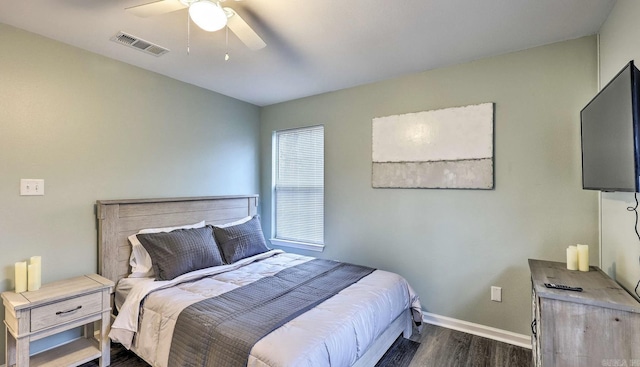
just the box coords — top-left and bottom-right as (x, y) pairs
(581, 61), (640, 192)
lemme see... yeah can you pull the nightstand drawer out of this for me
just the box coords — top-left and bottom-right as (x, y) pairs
(31, 291), (102, 332)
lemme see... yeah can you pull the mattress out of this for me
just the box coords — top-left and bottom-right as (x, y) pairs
(109, 250), (422, 367)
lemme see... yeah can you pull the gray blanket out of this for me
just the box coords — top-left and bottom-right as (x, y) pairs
(168, 259), (375, 367)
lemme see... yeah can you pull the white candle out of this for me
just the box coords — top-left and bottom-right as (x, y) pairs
(566, 246), (578, 270)
(28, 256), (41, 291)
(577, 244), (589, 272)
(15, 261), (27, 293)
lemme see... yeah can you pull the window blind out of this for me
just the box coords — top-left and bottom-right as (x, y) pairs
(274, 125), (324, 244)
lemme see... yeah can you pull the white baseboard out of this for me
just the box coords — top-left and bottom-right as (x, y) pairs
(422, 311), (532, 349)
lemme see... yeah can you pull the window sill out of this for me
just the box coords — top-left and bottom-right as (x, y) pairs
(269, 238), (325, 252)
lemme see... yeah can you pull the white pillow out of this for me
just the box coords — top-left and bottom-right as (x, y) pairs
(214, 216), (252, 228)
(128, 221), (206, 278)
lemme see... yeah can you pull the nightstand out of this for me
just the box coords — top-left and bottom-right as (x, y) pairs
(2, 274), (114, 367)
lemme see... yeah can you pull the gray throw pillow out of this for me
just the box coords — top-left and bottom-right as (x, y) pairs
(137, 226), (224, 281)
(212, 215), (269, 263)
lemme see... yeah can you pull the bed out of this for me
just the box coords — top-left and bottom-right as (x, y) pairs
(96, 195), (422, 367)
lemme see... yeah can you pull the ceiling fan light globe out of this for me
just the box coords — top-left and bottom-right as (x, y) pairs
(189, 1), (227, 32)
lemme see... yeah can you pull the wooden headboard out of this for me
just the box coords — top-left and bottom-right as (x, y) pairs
(96, 195), (259, 285)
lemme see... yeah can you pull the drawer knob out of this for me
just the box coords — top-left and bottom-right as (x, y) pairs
(56, 305), (82, 316)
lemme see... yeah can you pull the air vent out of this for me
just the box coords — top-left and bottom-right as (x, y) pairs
(110, 31), (169, 57)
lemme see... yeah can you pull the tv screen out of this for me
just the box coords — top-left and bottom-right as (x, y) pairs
(581, 61), (640, 192)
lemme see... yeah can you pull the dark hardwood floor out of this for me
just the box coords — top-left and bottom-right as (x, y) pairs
(79, 343), (148, 367)
(408, 325), (531, 367)
(81, 324), (531, 367)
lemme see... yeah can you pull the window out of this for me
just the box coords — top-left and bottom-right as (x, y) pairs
(272, 125), (324, 251)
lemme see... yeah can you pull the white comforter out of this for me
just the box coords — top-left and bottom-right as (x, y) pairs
(110, 250), (421, 367)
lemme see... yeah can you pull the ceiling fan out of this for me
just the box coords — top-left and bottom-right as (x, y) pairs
(126, 0), (266, 51)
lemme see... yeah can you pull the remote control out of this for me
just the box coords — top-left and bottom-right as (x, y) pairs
(544, 283), (583, 292)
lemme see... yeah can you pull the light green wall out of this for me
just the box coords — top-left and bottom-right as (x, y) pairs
(260, 36), (599, 335)
(0, 21), (601, 363)
(0, 24), (260, 364)
(598, 0), (640, 301)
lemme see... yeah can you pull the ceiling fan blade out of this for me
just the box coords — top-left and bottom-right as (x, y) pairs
(126, 0), (187, 18)
(226, 8), (266, 51)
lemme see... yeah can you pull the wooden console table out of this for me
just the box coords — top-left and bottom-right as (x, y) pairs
(529, 259), (640, 367)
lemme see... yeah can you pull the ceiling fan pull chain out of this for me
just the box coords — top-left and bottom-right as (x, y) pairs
(187, 10), (191, 55)
(225, 25), (230, 61)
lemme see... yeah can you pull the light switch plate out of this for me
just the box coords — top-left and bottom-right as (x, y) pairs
(20, 179), (44, 196)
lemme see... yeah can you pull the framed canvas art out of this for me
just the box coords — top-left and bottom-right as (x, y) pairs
(372, 103), (494, 189)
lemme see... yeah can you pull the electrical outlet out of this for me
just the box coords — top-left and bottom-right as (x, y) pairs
(491, 286), (502, 302)
(20, 179), (44, 196)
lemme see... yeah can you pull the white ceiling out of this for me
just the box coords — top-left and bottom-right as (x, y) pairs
(0, 0), (616, 106)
